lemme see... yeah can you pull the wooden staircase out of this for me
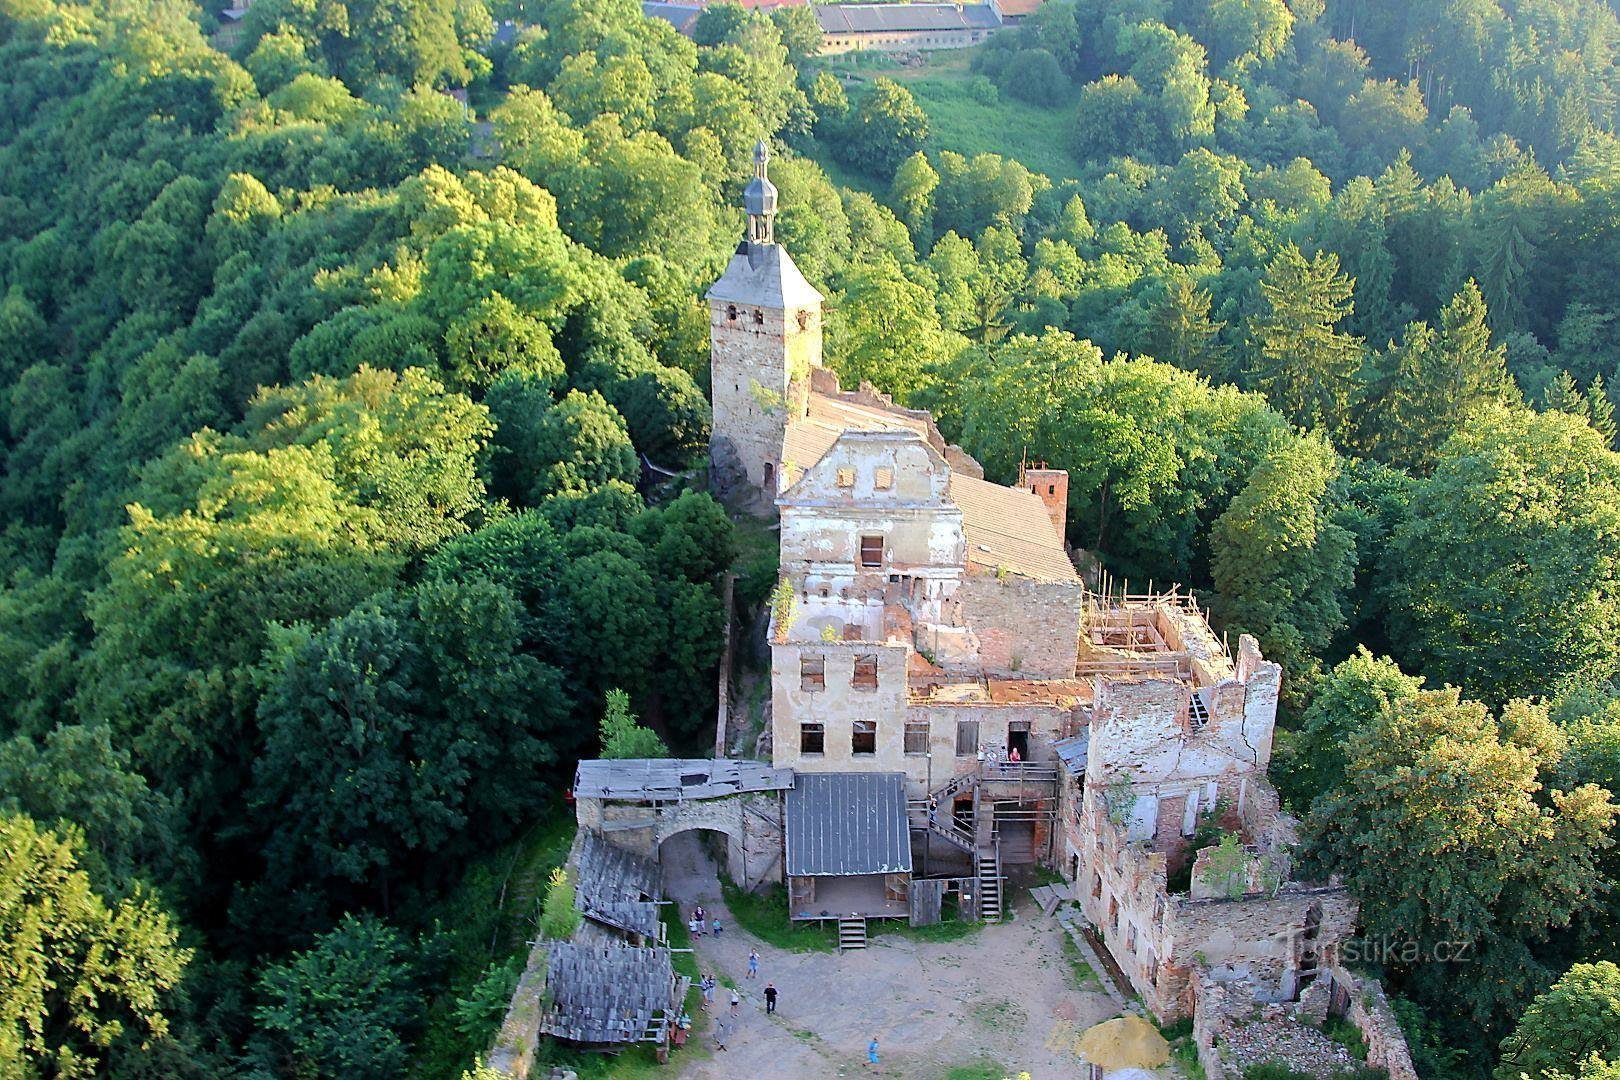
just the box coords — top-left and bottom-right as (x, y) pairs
(838, 917), (868, 950)
(976, 848), (1003, 921)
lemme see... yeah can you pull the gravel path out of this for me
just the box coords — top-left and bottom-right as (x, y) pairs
(660, 832), (1135, 1079)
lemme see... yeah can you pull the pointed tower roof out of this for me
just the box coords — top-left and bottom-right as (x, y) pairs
(706, 141), (824, 309)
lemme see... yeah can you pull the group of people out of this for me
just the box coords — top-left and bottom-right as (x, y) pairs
(675, 904), (880, 1068)
(686, 904), (722, 938)
(695, 968), (780, 1047)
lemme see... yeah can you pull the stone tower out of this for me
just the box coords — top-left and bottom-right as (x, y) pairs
(706, 141), (824, 505)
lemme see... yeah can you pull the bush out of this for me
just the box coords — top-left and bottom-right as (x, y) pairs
(1001, 48), (1069, 105)
(966, 75), (999, 104)
(538, 867), (580, 940)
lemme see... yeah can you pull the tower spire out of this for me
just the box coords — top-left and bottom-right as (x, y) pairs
(743, 139), (777, 248)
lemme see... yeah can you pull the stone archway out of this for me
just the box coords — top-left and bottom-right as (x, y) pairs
(576, 788), (784, 892)
(658, 828), (734, 905)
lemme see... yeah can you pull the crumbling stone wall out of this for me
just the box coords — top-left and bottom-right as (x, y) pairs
(1169, 885), (1356, 1007)
(1316, 967), (1419, 1079)
(955, 571), (1083, 679)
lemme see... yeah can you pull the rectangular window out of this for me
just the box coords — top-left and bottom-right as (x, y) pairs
(904, 720), (929, 755)
(859, 535), (883, 567)
(800, 723), (824, 755)
(956, 719), (979, 756)
(852, 720), (877, 755)
(836, 467), (855, 488)
(852, 653), (878, 690)
(1126, 923), (1137, 953)
(874, 467), (893, 490)
(800, 655), (825, 692)
(1092, 872), (1103, 899)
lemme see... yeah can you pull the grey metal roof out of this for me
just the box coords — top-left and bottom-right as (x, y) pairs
(574, 832), (664, 941)
(573, 758), (795, 801)
(785, 772), (912, 877)
(705, 241), (824, 309)
(641, 1), (701, 33)
(540, 943), (677, 1044)
(815, 3), (1001, 33)
(1053, 734), (1088, 772)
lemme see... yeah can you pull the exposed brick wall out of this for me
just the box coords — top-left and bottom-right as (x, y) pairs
(955, 571), (1082, 679)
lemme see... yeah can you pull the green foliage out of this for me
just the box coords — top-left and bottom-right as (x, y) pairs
(1280, 649), (1423, 807)
(247, 914), (420, 1077)
(1305, 688), (1618, 1029)
(770, 575), (799, 642)
(539, 867), (582, 940)
(1243, 1066), (1313, 1080)
(0, 812), (191, 1077)
(599, 688), (668, 759)
(1246, 244), (1365, 439)
(1196, 832), (1248, 898)
(1210, 435), (1357, 681)
(1384, 407), (1620, 703)
(1496, 962), (1620, 1079)
(829, 77), (930, 178)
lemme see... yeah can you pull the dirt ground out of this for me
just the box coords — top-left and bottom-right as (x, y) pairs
(661, 832), (1164, 1079)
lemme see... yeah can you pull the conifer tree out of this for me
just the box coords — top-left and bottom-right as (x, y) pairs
(1247, 244), (1366, 439)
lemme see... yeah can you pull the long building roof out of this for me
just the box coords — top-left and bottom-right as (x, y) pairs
(815, 3), (1001, 33)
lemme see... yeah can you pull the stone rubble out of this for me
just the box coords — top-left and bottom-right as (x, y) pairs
(1218, 1017), (1358, 1078)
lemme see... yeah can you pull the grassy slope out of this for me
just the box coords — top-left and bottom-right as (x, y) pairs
(819, 49), (1086, 185)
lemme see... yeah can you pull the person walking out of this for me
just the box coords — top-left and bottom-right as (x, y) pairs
(714, 1017), (730, 1052)
(688, 916), (700, 938)
(729, 987), (741, 1016)
(747, 949), (759, 979)
(764, 982), (778, 1015)
(711, 916), (722, 937)
(700, 975), (715, 1011)
(867, 1036), (880, 1068)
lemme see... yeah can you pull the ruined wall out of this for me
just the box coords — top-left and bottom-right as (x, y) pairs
(710, 300), (820, 496)
(1319, 966), (1419, 1080)
(1071, 775), (1353, 1021)
(1077, 797), (1178, 1014)
(779, 432), (964, 577)
(954, 571), (1082, 679)
(1167, 886), (1357, 1008)
(1085, 666), (1276, 797)
(770, 638), (909, 773)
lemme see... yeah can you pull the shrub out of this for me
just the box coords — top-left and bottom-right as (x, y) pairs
(538, 867), (580, 940)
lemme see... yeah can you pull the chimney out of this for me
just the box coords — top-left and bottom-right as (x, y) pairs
(1018, 460), (1068, 543)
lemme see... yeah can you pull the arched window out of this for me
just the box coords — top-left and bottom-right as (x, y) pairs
(763, 461), (775, 490)
(753, 309), (765, 325)
(726, 305), (738, 321)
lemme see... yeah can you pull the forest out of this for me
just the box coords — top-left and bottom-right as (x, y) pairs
(3, 0), (1620, 1074)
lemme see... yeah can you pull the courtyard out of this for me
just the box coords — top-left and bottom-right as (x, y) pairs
(660, 831), (1179, 1079)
